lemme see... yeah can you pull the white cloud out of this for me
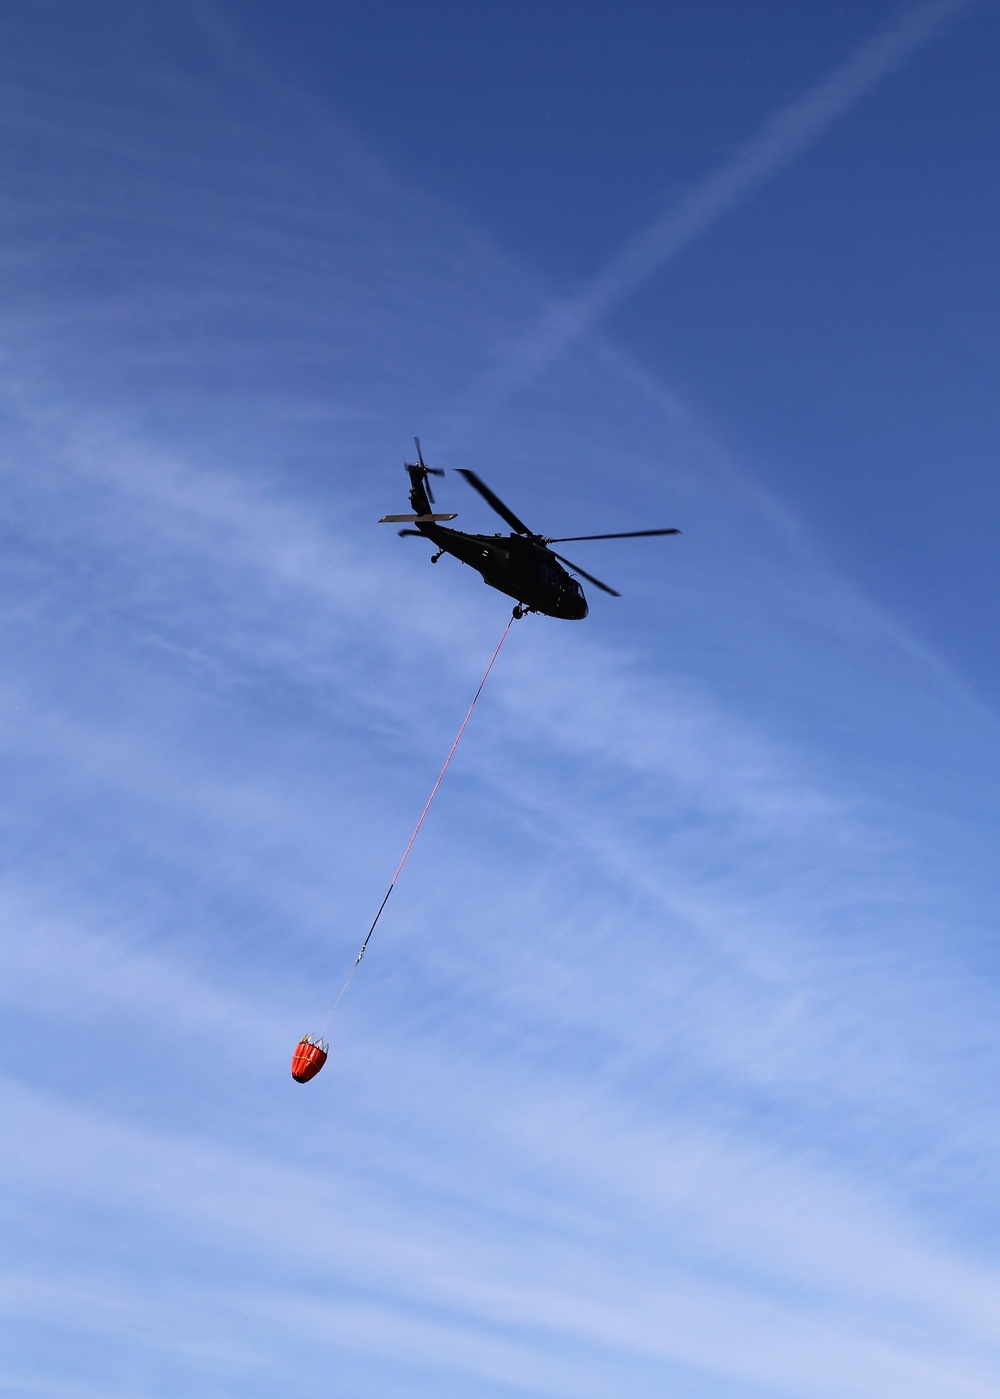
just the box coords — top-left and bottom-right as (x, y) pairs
(1, 7), (999, 1396)
(473, 0), (980, 405)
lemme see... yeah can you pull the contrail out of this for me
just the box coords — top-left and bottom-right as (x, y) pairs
(478, 0), (977, 403)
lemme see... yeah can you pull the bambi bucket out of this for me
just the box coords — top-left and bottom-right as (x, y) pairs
(291, 1035), (328, 1083)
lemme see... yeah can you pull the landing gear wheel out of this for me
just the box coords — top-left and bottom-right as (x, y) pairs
(512, 604), (526, 620)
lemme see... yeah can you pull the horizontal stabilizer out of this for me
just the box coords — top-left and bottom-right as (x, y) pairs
(379, 512), (457, 523)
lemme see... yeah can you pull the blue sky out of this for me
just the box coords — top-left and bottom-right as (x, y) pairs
(2, 2), (1000, 1396)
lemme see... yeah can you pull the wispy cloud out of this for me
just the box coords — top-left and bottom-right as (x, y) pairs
(475, 0), (978, 404)
(2, 6), (999, 1397)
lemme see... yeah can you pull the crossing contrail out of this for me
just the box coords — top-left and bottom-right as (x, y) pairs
(478, 0), (977, 403)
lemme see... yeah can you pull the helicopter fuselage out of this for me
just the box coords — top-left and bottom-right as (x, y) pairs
(416, 522), (589, 619)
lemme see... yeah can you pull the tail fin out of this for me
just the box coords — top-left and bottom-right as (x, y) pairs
(405, 437), (444, 516)
(406, 462), (434, 517)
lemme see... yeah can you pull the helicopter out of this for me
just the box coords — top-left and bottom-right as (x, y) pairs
(380, 439), (680, 620)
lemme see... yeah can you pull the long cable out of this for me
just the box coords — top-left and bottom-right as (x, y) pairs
(318, 613), (516, 1033)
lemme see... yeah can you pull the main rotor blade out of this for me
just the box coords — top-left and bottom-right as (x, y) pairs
(546, 528), (680, 542)
(455, 468), (533, 536)
(550, 551), (620, 597)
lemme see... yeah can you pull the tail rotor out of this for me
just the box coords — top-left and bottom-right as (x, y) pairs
(412, 436), (444, 503)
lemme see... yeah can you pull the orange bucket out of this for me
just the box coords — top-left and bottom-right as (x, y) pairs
(291, 1034), (328, 1083)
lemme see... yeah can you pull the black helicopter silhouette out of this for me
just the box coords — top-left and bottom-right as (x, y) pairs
(380, 439), (680, 620)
